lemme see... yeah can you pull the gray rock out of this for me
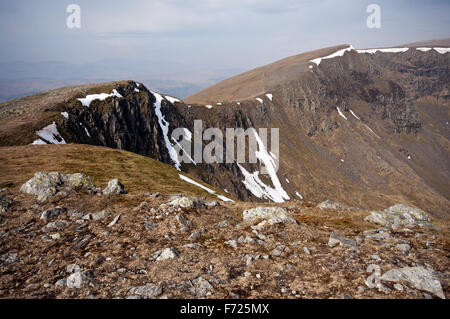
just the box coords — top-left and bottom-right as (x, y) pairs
(380, 266), (445, 299)
(103, 179), (127, 195)
(175, 214), (192, 231)
(129, 284), (162, 298)
(40, 207), (66, 221)
(143, 221), (157, 230)
(188, 231), (201, 241)
(92, 210), (112, 221)
(66, 272), (83, 288)
(395, 243), (411, 254)
(107, 214), (121, 227)
(303, 247), (311, 255)
(365, 204), (434, 229)
(328, 232), (359, 252)
(215, 220), (229, 228)
(394, 283), (404, 291)
(272, 244), (286, 257)
(317, 200), (346, 210)
(67, 210), (84, 219)
(168, 196), (204, 208)
(55, 278), (67, 287)
(243, 206), (296, 224)
(0, 251), (18, 265)
(66, 264), (81, 274)
(44, 220), (70, 231)
(225, 239), (238, 248)
(155, 248), (179, 261)
(190, 277), (213, 298)
(183, 243), (203, 249)
(0, 195), (15, 213)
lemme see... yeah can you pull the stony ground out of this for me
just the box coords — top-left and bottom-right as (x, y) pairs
(0, 178), (449, 299)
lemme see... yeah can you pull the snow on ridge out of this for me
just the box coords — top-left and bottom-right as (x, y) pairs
(35, 122), (66, 145)
(179, 174), (234, 202)
(151, 91), (181, 171)
(266, 93), (273, 101)
(356, 47), (409, 54)
(336, 107), (347, 120)
(78, 89), (123, 107)
(433, 47), (450, 54)
(310, 45), (354, 66)
(416, 47), (432, 52)
(237, 129), (290, 203)
(165, 95), (181, 104)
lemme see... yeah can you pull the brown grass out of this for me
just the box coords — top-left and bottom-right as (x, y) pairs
(0, 144), (232, 200)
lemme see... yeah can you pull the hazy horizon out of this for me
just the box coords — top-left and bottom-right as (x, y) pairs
(0, 0), (449, 101)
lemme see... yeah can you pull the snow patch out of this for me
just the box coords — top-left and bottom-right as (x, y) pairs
(256, 98), (263, 104)
(134, 88), (140, 92)
(237, 129), (290, 203)
(285, 178), (290, 184)
(77, 89), (122, 107)
(36, 122), (66, 145)
(32, 139), (47, 145)
(205, 105), (213, 109)
(61, 112), (69, 119)
(349, 109), (360, 120)
(179, 174), (234, 202)
(265, 94), (273, 101)
(295, 192), (303, 200)
(337, 107), (347, 120)
(151, 91), (181, 170)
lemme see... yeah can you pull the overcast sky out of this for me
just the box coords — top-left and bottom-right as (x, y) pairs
(0, 0), (449, 74)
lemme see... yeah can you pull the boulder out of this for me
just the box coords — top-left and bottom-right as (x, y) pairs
(380, 266), (445, 299)
(103, 179), (127, 195)
(189, 277), (213, 298)
(20, 172), (96, 202)
(129, 284), (163, 298)
(0, 195), (15, 213)
(328, 232), (359, 252)
(365, 204), (434, 229)
(243, 206), (296, 224)
(154, 248), (179, 261)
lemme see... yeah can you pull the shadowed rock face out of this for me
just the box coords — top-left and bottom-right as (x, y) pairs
(0, 45), (449, 217)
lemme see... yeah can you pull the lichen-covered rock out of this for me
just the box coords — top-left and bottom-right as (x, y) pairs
(92, 209), (112, 221)
(168, 196), (203, 208)
(20, 172), (62, 202)
(40, 207), (66, 221)
(380, 267), (445, 299)
(103, 179), (127, 195)
(0, 195), (15, 213)
(365, 204), (434, 229)
(243, 206), (296, 224)
(20, 172), (96, 202)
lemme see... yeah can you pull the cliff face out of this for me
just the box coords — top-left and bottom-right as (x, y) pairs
(0, 46), (449, 217)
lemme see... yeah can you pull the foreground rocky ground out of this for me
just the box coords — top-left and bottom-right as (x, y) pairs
(0, 171), (448, 299)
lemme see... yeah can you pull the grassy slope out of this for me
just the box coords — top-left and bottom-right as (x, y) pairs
(0, 144), (232, 200)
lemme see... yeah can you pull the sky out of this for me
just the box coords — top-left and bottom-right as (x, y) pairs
(0, 0), (449, 97)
